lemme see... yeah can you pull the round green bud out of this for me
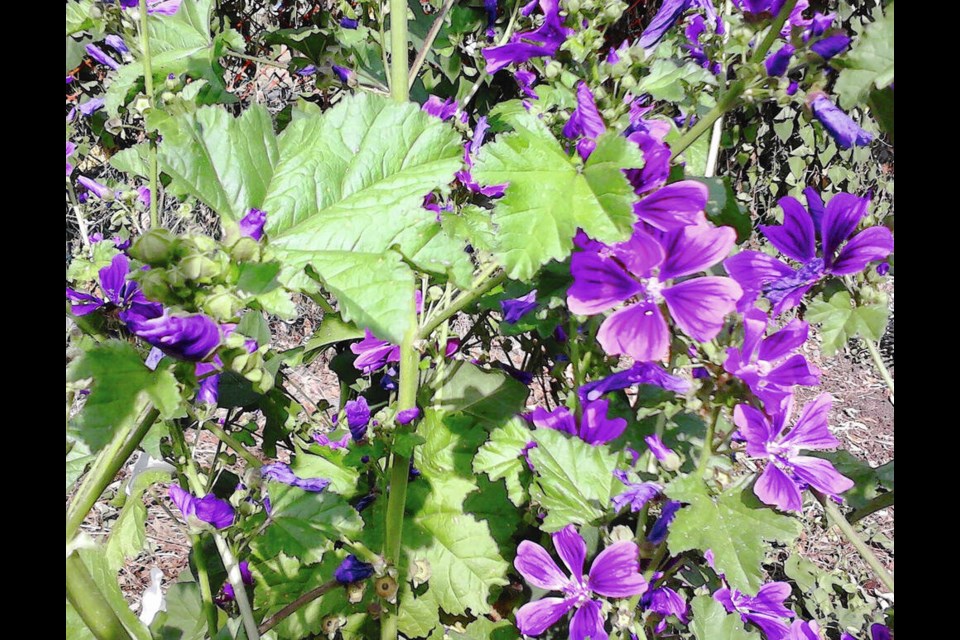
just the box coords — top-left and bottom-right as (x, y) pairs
(566, 0), (581, 12)
(620, 74), (637, 90)
(230, 236), (261, 263)
(545, 60), (562, 79)
(130, 228), (177, 265)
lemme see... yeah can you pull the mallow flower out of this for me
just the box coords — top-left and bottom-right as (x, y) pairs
(563, 82), (606, 160)
(335, 555), (375, 584)
(642, 572), (689, 633)
(344, 397), (371, 441)
(238, 208), (266, 241)
(611, 470), (661, 513)
(124, 308), (222, 362)
(501, 290), (538, 323)
(514, 524), (648, 640)
(808, 94), (874, 149)
(647, 500), (681, 544)
(735, 393), (854, 512)
(723, 307), (820, 411)
(568, 222), (741, 363)
(422, 95), (460, 121)
(66, 253), (162, 319)
(351, 329), (401, 374)
(168, 485), (234, 529)
(529, 399), (627, 446)
(724, 189), (893, 314)
(260, 462), (331, 492)
(578, 362), (691, 405)
(714, 582), (795, 640)
(482, 0), (572, 74)
(639, 0), (717, 49)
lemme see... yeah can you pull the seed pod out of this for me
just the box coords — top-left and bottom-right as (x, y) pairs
(375, 575), (398, 602)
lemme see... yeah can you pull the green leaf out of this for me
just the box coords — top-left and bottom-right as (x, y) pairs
(66, 441), (96, 491)
(428, 362), (529, 428)
(805, 291), (889, 356)
(689, 596), (761, 639)
(307, 251), (415, 345)
(473, 113), (641, 280)
(473, 418), (532, 506)
(809, 451), (893, 510)
(527, 429), (619, 532)
(442, 204), (498, 254)
(109, 143), (150, 179)
(690, 177), (752, 242)
(66, 341), (183, 452)
(398, 586), (440, 639)
(77, 548), (152, 640)
(66, 600), (96, 640)
(66, 0), (97, 36)
(665, 476), (802, 593)
(291, 450), (360, 498)
(106, 469), (172, 571)
(447, 618), (521, 639)
(304, 315), (365, 355)
(251, 483), (363, 564)
(835, 4), (895, 109)
(638, 59), (717, 102)
(152, 582), (208, 640)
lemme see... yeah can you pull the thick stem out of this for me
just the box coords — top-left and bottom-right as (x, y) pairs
(67, 407), (160, 541)
(847, 490), (894, 526)
(864, 338), (894, 401)
(67, 553), (134, 640)
(192, 533), (220, 637)
(138, 0), (159, 228)
(389, 0), (409, 102)
(408, 0), (456, 89)
(418, 269), (506, 340)
(697, 407), (721, 477)
(814, 491), (894, 593)
(259, 581), (338, 633)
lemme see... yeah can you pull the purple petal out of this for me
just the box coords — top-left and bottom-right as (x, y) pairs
(759, 319), (809, 362)
(829, 226), (894, 275)
(579, 399), (627, 445)
(78, 98), (105, 116)
(765, 44), (795, 77)
(515, 597), (575, 635)
(643, 585), (688, 621)
(515, 540), (569, 590)
(125, 311), (222, 361)
(579, 363), (690, 403)
(147, 0), (182, 16)
(351, 329), (401, 374)
(634, 181), (708, 232)
(609, 230), (665, 277)
(345, 397), (371, 441)
(588, 541), (648, 598)
(567, 251), (642, 315)
(820, 192), (872, 264)
(647, 500), (681, 544)
(645, 434), (676, 462)
(790, 456), (855, 496)
(553, 524), (587, 579)
(78, 176), (111, 199)
(810, 95), (874, 150)
(530, 406), (578, 436)
(761, 197), (817, 262)
(501, 290), (539, 323)
(779, 394), (838, 450)
(238, 208), (267, 241)
(763, 354), (821, 388)
(334, 555), (375, 583)
(638, 0), (691, 49)
(105, 35), (129, 55)
(597, 302), (670, 363)
(66, 288), (105, 316)
(755, 464), (803, 512)
(662, 276), (742, 342)
(569, 599), (608, 640)
(563, 81), (606, 140)
(168, 485), (196, 519)
(194, 494), (235, 529)
(733, 404), (776, 455)
(86, 44), (120, 70)
(871, 624), (891, 640)
(422, 95), (459, 121)
(625, 132), (671, 195)
(811, 34), (850, 59)
(98, 254), (133, 306)
(660, 222), (736, 280)
(724, 251), (795, 292)
(396, 408), (421, 425)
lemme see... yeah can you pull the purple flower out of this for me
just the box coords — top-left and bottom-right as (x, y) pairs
(765, 44), (795, 77)
(340, 17), (359, 29)
(809, 95), (874, 149)
(220, 561), (254, 602)
(238, 208), (266, 241)
(611, 470), (661, 512)
(483, 0), (498, 37)
(501, 290), (538, 323)
(145, 0), (182, 16)
(644, 434), (676, 463)
(683, 15), (722, 74)
(514, 69), (539, 100)
(332, 65), (355, 84)
(79, 98), (105, 116)
(647, 500), (681, 544)
(335, 555), (375, 584)
(624, 108), (673, 197)
(105, 35), (129, 55)
(845, 624), (892, 640)
(261, 462), (331, 492)
(642, 572), (689, 633)
(66, 253), (162, 318)
(296, 65), (317, 76)
(715, 582), (795, 640)
(578, 362), (691, 404)
(568, 223), (741, 362)
(397, 408), (421, 425)
(529, 399), (627, 446)
(314, 431), (351, 450)
(66, 142), (77, 176)
(724, 189), (893, 314)
(77, 176), (112, 200)
(735, 393), (854, 512)
(456, 116), (507, 197)
(733, 0), (786, 15)
(811, 34), (850, 60)
(786, 81), (799, 96)
(563, 82), (606, 160)
(639, 0), (717, 49)
(169, 485), (234, 529)
(86, 44), (120, 70)
(137, 186), (151, 208)
(422, 95), (459, 121)
(125, 309), (223, 362)
(876, 262), (890, 276)
(482, 0), (572, 74)
(345, 397), (371, 441)
(723, 307), (820, 412)
(789, 620), (822, 640)
(351, 329), (401, 374)
(514, 524), (648, 640)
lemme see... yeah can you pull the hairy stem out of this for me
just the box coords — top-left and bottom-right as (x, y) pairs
(814, 491), (895, 593)
(697, 407), (722, 477)
(418, 267), (505, 340)
(66, 552), (134, 640)
(847, 490), (894, 526)
(259, 581), (338, 633)
(408, 0), (456, 89)
(138, 0), (159, 228)
(67, 407), (160, 541)
(390, 0), (409, 102)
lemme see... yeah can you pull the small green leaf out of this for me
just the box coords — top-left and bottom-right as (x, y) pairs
(304, 315), (365, 355)
(398, 586), (440, 639)
(835, 4), (895, 108)
(428, 362), (529, 428)
(77, 548), (152, 640)
(473, 418), (532, 506)
(689, 596), (761, 639)
(805, 291), (889, 356)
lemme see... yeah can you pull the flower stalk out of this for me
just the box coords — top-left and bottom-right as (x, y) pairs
(66, 552), (134, 640)
(814, 491), (895, 593)
(137, 0), (159, 228)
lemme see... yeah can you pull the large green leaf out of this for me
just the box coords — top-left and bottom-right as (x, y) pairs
(77, 548), (152, 640)
(473, 113), (641, 280)
(398, 586), (441, 639)
(805, 291), (889, 356)
(151, 582), (209, 640)
(689, 596), (760, 640)
(473, 418), (532, 506)
(835, 3), (895, 109)
(66, 341), (183, 452)
(527, 429), (619, 532)
(665, 476), (802, 593)
(428, 362), (529, 428)
(105, 469), (172, 571)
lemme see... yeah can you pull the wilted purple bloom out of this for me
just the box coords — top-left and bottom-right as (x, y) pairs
(647, 500), (681, 544)
(514, 524), (648, 640)
(220, 560), (254, 602)
(482, 0), (572, 74)
(579, 362), (691, 404)
(335, 555), (375, 584)
(514, 69), (539, 99)
(456, 116), (507, 197)
(79, 98), (105, 116)
(683, 15), (721, 74)
(724, 189), (893, 314)
(66, 253), (162, 319)
(422, 95), (459, 121)
(444, 338), (460, 357)
(66, 75), (75, 84)
(809, 94), (873, 149)
(611, 470), (661, 512)
(789, 620), (822, 640)
(351, 329), (401, 374)
(765, 44), (794, 76)
(105, 35), (129, 55)
(715, 582), (795, 640)
(137, 186), (151, 208)
(238, 208), (266, 241)
(530, 399), (626, 446)
(66, 142), (77, 176)
(340, 17), (359, 29)
(811, 34), (850, 59)
(314, 431), (351, 450)
(642, 572), (689, 633)
(639, 0), (717, 49)
(501, 290), (538, 323)
(354, 493), (376, 512)
(876, 262), (889, 276)
(735, 393), (854, 512)
(169, 485), (234, 529)
(332, 65), (354, 84)
(146, 0), (182, 16)
(723, 307), (820, 411)
(786, 81), (799, 96)
(296, 64), (317, 76)
(563, 82), (606, 160)
(261, 462), (331, 492)
(483, 0), (498, 37)
(645, 434), (676, 463)
(844, 624), (891, 640)
(496, 361), (534, 385)
(77, 176), (112, 200)
(624, 106), (673, 198)
(569, 222), (741, 363)
(397, 408), (421, 425)
(125, 308), (222, 362)
(344, 397), (371, 441)
(86, 44), (120, 70)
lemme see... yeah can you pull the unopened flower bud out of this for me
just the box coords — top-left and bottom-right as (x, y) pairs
(545, 60), (562, 79)
(130, 228), (177, 265)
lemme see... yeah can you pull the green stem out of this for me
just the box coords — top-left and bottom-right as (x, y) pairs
(418, 269), (506, 340)
(259, 581), (338, 633)
(67, 179), (91, 248)
(202, 419), (262, 469)
(814, 491), (894, 593)
(67, 407), (160, 541)
(138, 0), (158, 228)
(847, 490), (894, 526)
(748, 0), (800, 64)
(697, 407), (721, 477)
(381, 325), (419, 640)
(408, 0), (456, 89)
(864, 338), (894, 400)
(192, 532), (220, 637)
(66, 553), (134, 640)
(389, 0), (409, 102)
(643, 543), (668, 582)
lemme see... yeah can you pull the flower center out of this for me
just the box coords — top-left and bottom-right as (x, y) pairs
(563, 578), (593, 607)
